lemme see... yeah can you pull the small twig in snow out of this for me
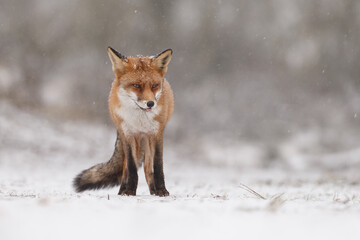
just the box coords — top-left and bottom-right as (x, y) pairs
(238, 183), (266, 200)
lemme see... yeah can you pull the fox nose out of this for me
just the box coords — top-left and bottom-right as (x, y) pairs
(147, 101), (155, 108)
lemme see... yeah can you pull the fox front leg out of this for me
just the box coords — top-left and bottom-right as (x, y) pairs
(118, 168), (128, 195)
(153, 139), (169, 197)
(142, 136), (156, 195)
(118, 144), (138, 196)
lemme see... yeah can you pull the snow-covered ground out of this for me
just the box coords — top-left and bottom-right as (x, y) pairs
(1, 101), (360, 240)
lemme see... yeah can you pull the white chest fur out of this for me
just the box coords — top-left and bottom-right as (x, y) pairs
(116, 89), (160, 136)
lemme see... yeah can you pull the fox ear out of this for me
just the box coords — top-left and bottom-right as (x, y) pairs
(107, 46), (128, 77)
(152, 49), (172, 75)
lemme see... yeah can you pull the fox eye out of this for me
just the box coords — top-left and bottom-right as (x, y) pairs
(152, 84), (159, 88)
(132, 84), (141, 88)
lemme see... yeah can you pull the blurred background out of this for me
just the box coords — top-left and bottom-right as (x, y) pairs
(1, 0), (360, 170)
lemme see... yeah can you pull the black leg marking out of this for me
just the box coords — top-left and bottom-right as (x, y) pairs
(118, 182), (127, 195)
(153, 140), (169, 197)
(149, 183), (156, 195)
(119, 144), (138, 196)
(118, 168), (128, 195)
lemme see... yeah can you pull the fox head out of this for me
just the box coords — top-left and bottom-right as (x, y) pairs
(107, 47), (172, 113)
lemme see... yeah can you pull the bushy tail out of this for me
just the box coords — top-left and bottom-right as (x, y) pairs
(73, 132), (123, 192)
(73, 160), (121, 192)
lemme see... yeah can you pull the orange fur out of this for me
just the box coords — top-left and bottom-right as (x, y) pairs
(107, 47), (173, 196)
(73, 47), (174, 196)
(108, 55), (174, 137)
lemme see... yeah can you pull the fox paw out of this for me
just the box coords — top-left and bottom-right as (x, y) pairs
(149, 184), (157, 195)
(155, 188), (169, 197)
(119, 189), (136, 196)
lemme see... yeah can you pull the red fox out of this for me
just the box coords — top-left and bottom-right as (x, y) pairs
(73, 47), (174, 196)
